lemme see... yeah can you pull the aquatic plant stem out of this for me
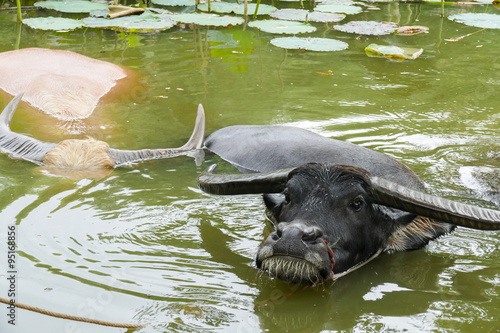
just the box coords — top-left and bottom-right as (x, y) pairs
(16, 0), (22, 22)
(253, 0), (261, 19)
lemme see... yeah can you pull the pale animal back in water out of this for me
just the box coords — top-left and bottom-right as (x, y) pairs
(0, 48), (128, 120)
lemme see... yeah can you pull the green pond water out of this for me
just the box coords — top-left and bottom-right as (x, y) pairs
(0, 1), (499, 332)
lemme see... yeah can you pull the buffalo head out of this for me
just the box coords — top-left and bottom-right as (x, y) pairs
(198, 163), (500, 284)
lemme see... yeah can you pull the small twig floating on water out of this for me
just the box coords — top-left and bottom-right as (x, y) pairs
(445, 28), (486, 42)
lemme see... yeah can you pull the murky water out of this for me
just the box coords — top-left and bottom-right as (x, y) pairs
(0, 1), (499, 332)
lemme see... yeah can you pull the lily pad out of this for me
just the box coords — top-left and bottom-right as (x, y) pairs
(449, 13), (500, 29)
(169, 13), (245, 27)
(34, 0), (108, 13)
(270, 9), (345, 23)
(198, 2), (277, 15)
(334, 21), (397, 35)
(151, 0), (196, 6)
(271, 37), (348, 51)
(365, 43), (423, 60)
(82, 13), (175, 32)
(107, 5), (145, 19)
(23, 17), (85, 31)
(314, 4), (362, 15)
(248, 19), (316, 34)
(316, 0), (356, 4)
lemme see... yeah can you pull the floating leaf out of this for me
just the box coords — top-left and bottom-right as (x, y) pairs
(316, 0), (355, 4)
(270, 9), (345, 23)
(90, 8), (109, 18)
(151, 0), (196, 6)
(198, 2), (277, 15)
(34, 0), (108, 13)
(169, 13), (244, 27)
(396, 25), (429, 35)
(82, 13), (175, 32)
(365, 43), (423, 60)
(334, 21), (397, 35)
(449, 13), (500, 29)
(314, 4), (362, 15)
(271, 37), (348, 51)
(23, 17), (85, 31)
(248, 19), (316, 34)
(108, 5), (145, 19)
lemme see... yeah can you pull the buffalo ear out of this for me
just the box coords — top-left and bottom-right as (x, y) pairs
(377, 205), (455, 252)
(263, 193), (285, 224)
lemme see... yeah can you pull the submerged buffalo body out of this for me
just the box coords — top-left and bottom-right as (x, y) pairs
(0, 48), (131, 120)
(0, 94), (205, 170)
(198, 125), (500, 284)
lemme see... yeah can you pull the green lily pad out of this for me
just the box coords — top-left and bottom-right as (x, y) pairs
(271, 37), (348, 51)
(316, 0), (355, 4)
(449, 13), (500, 29)
(314, 4), (362, 15)
(82, 13), (175, 32)
(365, 43), (423, 60)
(270, 9), (345, 23)
(169, 13), (244, 27)
(89, 8), (109, 17)
(34, 0), (108, 13)
(248, 19), (316, 34)
(334, 21), (397, 35)
(151, 0), (196, 6)
(23, 17), (85, 31)
(198, 2), (277, 15)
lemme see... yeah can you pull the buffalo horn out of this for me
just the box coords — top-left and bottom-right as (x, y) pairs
(370, 176), (500, 230)
(0, 93), (57, 165)
(109, 104), (206, 166)
(197, 164), (291, 195)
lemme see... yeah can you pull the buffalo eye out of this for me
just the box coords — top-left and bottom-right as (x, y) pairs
(284, 189), (290, 203)
(350, 198), (364, 211)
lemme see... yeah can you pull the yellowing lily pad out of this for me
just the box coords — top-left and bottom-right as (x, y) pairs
(270, 9), (345, 23)
(151, 0), (196, 6)
(335, 21), (397, 35)
(169, 13), (245, 27)
(82, 13), (175, 32)
(314, 4), (362, 15)
(248, 19), (316, 34)
(449, 13), (500, 29)
(365, 43), (423, 61)
(107, 5), (146, 19)
(23, 17), (85, 31)
(34, 0), (108, 13)
(271, 37), (348, 51)
(198, 2), (277, 15)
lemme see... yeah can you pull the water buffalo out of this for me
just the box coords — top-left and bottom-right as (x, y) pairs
(0, 94), (205, 169)
(0, 48), (133, 120)
(197, 125), (500, 284)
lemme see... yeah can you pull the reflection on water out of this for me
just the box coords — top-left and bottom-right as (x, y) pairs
(0, 1), (499, 332)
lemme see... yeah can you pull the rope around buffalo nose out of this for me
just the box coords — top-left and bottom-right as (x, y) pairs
(0, 296), (147, 328)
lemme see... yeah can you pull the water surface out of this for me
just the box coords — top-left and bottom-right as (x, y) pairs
(0, 2), (499, 332)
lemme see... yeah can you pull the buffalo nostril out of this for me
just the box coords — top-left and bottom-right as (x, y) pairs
(276, 222), (289, 238)
(271, 232), (280, 241)
(302, 227), (323, 242)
